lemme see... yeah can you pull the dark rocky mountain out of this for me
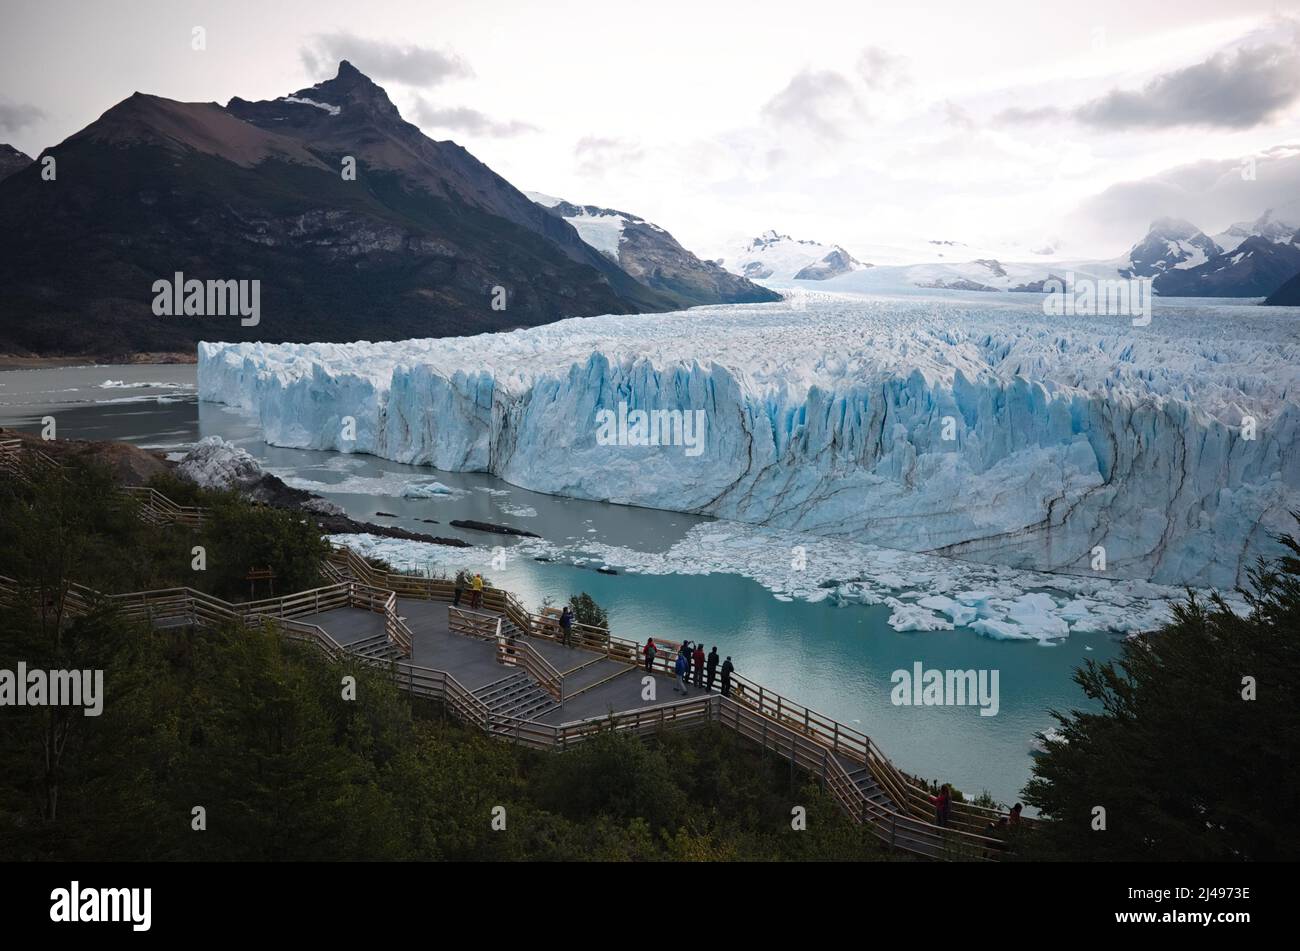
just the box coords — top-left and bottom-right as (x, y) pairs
(1116, 215), (1300, 297)
(0, 144), (31, 182)
(1154, 234), (1300, 297)
(916, 277), (1000, 292)
(529, 195), (779, 306)
(0, 63), (683, 359)
(1264, 270), (1300, 305)
(1119, 217), (1220, 279)
(1009, 274), (1067, 292)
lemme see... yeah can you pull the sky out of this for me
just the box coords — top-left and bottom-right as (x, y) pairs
(2, 0), (1300, 260)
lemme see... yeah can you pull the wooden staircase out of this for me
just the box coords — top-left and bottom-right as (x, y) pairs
(473, 671), (559, 721)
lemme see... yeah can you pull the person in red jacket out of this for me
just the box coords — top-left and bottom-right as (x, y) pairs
(692, 643), (706, 687)
(644, 637), (657, 673)
(930, 784), (952, 827)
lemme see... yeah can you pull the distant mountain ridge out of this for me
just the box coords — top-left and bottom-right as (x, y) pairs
(525, 193), (779, 306)
(717, 230), (869, 281)
(1115, 212), (1300, 298)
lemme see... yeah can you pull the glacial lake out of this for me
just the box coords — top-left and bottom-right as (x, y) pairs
(0, 362), (1127, 806)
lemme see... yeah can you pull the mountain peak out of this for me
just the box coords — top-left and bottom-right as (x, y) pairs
(314, 59), (389, 103)
(0, 142), (33, 183)
(227, 60), (410, 137)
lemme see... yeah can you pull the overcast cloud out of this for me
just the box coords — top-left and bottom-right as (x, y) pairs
(0, 0), (1297, 259)
(300, 33), (472, 87)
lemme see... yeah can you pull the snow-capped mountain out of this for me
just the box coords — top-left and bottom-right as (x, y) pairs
(525, 193), (779, 306)
(1110, 214), (1300, 297)
(1212, 209), (1300, 253)
(1118, 217), (1220, 278)
(716, 230), (870, 281)
(1157, 234), (1300, 297)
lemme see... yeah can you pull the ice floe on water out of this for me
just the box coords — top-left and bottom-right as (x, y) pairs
(264, 466), (469, 499)
(98, 380), (194, 389)
(330, 516), (1247, 643)
(499, 502), (538, 517)
(399, 481), (466, 499)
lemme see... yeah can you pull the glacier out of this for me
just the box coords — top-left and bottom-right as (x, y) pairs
(198, 291), (1300, 590)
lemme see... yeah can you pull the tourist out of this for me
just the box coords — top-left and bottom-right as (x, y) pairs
(720, 655), (734, 697)
(470, 572), (484, 609)
(644, 637), (657, 672)
(559, 605), (574, 647)
(706, 646), (719, 692)
(453, 569), (467, 607)
(1009, 802), (1023, 827)
(674, 647), (688, 694)
(692, 642), (705, 687)
(931, 784), (952, 827)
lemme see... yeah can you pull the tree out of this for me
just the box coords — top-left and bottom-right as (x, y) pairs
(201, 493), (327, 600)
(567, 592), (608, 630)
(1021, 522), (1300, 861)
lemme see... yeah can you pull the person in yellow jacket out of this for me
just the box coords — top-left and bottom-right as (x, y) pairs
(470, 572), (484, 609)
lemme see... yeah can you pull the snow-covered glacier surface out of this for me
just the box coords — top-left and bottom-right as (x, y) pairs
(199, 292), (1300, 590)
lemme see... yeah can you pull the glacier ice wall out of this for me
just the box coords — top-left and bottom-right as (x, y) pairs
(198, 296), (1300, 589)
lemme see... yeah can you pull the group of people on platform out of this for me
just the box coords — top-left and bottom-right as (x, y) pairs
(929, 783), (1024, 835)
(642, 637), (734, 697)
(451, 570), (485, 609)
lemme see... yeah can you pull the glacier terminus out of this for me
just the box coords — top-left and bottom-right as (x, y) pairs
(198, 291), (1300, 595)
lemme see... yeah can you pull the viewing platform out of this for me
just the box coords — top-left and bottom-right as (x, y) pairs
(0, 436), (1021, 860)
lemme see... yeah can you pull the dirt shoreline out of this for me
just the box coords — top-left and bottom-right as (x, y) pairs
(0, 352), (197, 369)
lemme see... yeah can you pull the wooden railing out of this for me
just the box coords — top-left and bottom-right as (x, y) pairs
(448, 606), (500, 640)
(252, 614), (347, 660)
(495, 635), (564, 701)
(716, 696), (1006, 859)
(2, 576), (413, 658)
(384, 593), (414, 656)
(119, 485), (206, 527)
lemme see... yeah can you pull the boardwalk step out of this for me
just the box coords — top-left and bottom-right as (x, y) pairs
(471, 670), (558, 721)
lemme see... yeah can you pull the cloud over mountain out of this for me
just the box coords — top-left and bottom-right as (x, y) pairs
(410, 100), (537, 137)
(0, 100), (44, 133)
(300, 33), (472, 87)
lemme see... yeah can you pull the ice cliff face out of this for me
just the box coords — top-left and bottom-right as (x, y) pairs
(198, 295), (1300, 589)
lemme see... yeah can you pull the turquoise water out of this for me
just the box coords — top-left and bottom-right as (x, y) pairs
(0, 364), (1124, 805)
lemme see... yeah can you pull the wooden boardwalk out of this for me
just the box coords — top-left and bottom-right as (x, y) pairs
(0, 435), (1021, 861)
